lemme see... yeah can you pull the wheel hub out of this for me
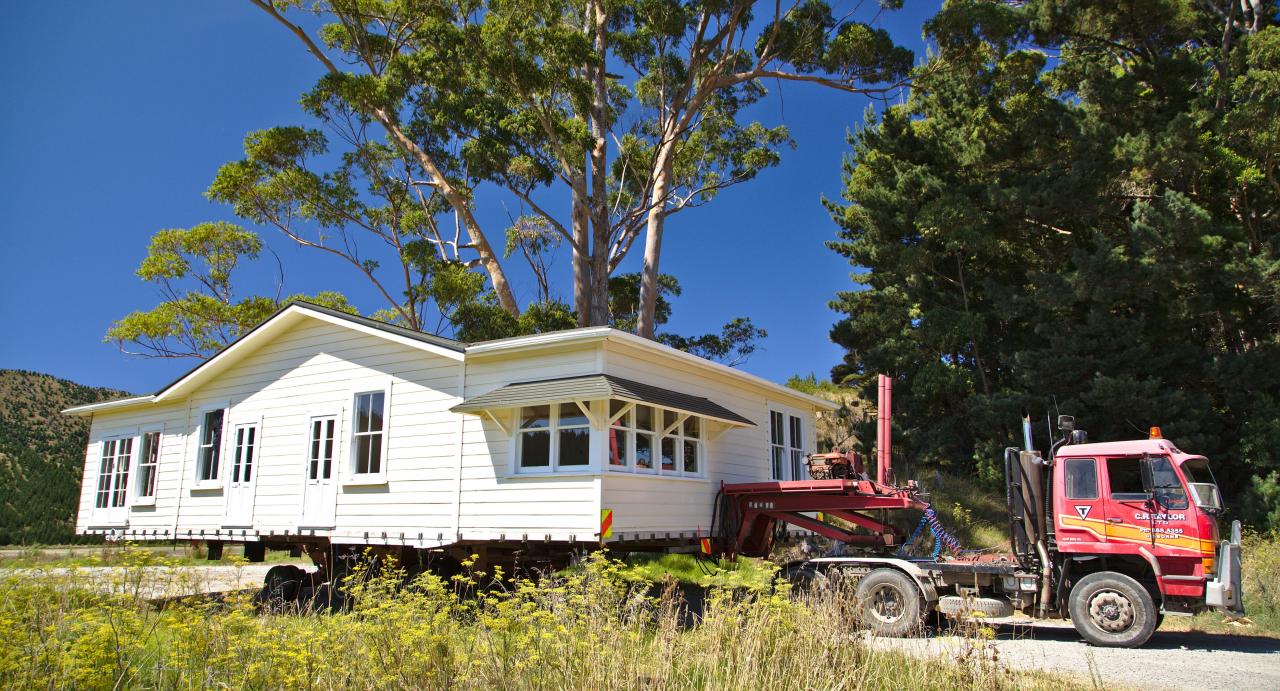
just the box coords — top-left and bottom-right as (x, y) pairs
(868, 584), (905, 623)
(1088, 589), (1135, 633)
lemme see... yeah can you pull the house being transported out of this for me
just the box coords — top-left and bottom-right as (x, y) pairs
(66, 302), (834, 572)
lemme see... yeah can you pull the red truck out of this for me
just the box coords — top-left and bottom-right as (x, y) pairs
(714, 377), (1244, 648)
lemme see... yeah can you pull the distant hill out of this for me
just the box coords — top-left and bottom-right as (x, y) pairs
(0, 370), (132, 544)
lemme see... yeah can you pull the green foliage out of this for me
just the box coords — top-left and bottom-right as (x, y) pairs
(0, 371), (130, 545)
(828, 1), (1280, 527)
(0, 552), (1073, 689)
(106, 222), (356, 359)
(659, 317), (768, 367)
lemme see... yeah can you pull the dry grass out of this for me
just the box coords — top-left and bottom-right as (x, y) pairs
(0, 549), (1083, 690)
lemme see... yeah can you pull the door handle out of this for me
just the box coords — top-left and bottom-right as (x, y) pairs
(1105, 518), (1123, 524)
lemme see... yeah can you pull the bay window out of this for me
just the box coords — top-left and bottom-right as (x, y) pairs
(603, 401), (702, 478)
(518, 403), (589, 472)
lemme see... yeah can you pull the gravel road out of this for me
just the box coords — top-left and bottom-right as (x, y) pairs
(871, 618), (1280, 690)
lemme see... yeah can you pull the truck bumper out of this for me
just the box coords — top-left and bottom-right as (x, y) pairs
(1205, 520), (1244, 616)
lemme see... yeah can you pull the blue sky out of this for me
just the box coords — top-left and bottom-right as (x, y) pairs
(0, 2), (937, 394)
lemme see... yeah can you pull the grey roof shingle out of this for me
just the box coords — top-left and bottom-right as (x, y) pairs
(451, 374), (755, 426)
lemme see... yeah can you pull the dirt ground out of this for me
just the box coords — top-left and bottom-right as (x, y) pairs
(871, 618), (1280, 691)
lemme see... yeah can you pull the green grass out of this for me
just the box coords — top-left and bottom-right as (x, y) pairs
(617, 552), (776, 590)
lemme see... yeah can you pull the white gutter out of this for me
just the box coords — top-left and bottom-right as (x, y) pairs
(62, 395), (156, 416)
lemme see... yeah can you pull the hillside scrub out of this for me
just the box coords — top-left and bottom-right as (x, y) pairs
(0, 550), (1074, 690)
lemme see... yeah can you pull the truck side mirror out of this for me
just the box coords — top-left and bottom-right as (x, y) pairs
(1057, 415), (1075, 432)
(1139, 455), (1155, 496)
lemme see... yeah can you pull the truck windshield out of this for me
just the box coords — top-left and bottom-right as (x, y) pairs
(1148, 457), (1188, 510)
(1180, 458), (1222, 512)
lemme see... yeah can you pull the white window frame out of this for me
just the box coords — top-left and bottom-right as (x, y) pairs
(347, 384), (391, 484)
(769, 410), (786, 480)
(193, 407), (227, 490)
(93, 434), (134, 521)
(604, 400), (705, 480)
(768, 406), (809, 481)
(788, 414), (804, 481)
(515, 402), (593, 474)
(132, 425), (163, 507)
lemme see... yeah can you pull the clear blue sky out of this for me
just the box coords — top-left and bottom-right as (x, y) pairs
(0, 2), (937, 395)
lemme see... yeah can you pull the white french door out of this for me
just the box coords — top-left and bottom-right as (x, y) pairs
(300, 415), (338, 527)
(222, 422), (259, 527)
(92, 437), (133, 525)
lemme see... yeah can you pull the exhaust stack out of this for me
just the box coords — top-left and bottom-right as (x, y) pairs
(877, 374), (893, 485)
(1021, 413), (1034, 451)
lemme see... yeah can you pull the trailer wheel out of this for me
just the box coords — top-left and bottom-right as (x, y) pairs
(782, 562), (830, 594)
(856, 568), (924, 637)
(1068, 571), (1157, 648)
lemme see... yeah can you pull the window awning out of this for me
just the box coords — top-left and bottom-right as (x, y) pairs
(451, 374), (755, 427)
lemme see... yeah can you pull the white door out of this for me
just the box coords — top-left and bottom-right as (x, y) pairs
(300, 415), (338, 527)
(223, 422), (259, 527)
(92, 437), (133, 525)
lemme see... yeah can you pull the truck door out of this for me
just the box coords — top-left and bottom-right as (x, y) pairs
(1056, 456), (1107, 548)
(1100, 455), (1189, 549)
(1103, 455), (1197, 556)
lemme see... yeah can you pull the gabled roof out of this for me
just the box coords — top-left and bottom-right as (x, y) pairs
(451, 374), (756, 427)
(64, 301), (464, 415)
(64, 301), (836, 416)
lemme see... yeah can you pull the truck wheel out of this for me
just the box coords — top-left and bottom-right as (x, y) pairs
(856, 568), (924, 637)
(1068, 572), (1157, 648)
(782, 562), (829, 594)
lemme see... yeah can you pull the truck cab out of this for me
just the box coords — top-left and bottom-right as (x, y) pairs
(1041, 431), (1243, 644)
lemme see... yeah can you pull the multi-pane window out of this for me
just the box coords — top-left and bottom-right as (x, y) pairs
(518, 403), (590, 471)
(558, 403), (590, 467)
(608, 401), (633, 468)
(95, 438), (132, 509)
(197, 410), (225, 482)
(308, 417), (336, 480)
(352, 391), (386, 475)
(231, 425), (257, 483)
(789, 415), (804, 480)
(604, 401), (701, 477)
(136, 431), (160, 499)
(769, 411), (785, 479)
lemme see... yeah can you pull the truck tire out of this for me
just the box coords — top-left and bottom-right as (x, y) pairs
(937, 595), (1013, 619)
(782, 562), (829, 594)
(1068, 571), (1158, 648)
(856, 568), (925, 637)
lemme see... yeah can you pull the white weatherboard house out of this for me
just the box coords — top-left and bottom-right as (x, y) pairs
(66, 302), (834, 561)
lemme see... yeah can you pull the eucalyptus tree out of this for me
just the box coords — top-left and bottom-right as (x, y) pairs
(244, 0), (914, 335)
(105, 222), (354, 358)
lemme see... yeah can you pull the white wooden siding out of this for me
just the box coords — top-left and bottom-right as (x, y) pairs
(75, 318), (820, 546)
(456, 346), (602, 540)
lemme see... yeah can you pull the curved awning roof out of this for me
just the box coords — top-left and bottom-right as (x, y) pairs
(451, 374), (755, 427)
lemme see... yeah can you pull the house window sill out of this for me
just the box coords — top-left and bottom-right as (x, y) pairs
(190, 481), (222, 493)
(603, 471), (709, 483)
(343, 475), (388, 487)
(131, 497), (156, 508)
(504, 470), (601, 480)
